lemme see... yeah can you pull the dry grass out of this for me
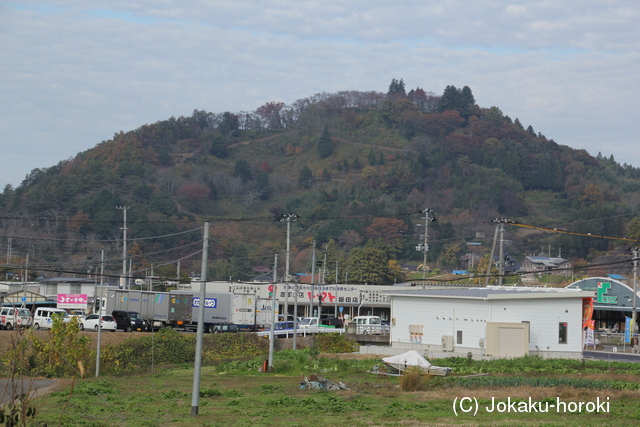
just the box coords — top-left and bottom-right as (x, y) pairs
(399, 367), (433, 391)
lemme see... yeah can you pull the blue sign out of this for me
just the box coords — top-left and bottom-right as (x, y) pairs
(625, 317), (632, 343)
(192, 297), (217, 309)
(339, 306), (343, 313)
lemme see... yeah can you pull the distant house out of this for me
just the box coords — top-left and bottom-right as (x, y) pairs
(493, 255), (521, 273)
(521, 256), (572, 277)
(252, 266), (272, 274)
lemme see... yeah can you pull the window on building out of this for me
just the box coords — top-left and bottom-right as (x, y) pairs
(559, 322), (568, 344)
(456, 330), (463, 345)
(45, 284), (58, 295)
(70, 284), (81, 294)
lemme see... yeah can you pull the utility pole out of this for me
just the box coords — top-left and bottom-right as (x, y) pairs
(6, 237), (11, 281)
(280, 213), (299, 321)
(116, 206), (130, 289)
(485, 224), (500, 286)
(633, 247), (638, 334)
(268, 254), (278, 371)
(191, 222), (210, 417)
(322, 245), (328, 286)
(96, 250), (104, 377)
(177, 261), (181, 286)
(498, 221), (505, 286)
(490, 218), (511, 286)
(416, 208), (435, 289)
(335, 261), (339, 317)
(22, 253), (28, 307)
(310, 241), (316, 317)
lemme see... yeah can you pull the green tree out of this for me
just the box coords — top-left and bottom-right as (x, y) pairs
(256, 171), (270, 200)
(627, 217), (640, 241)
(347, 246), (390, 284)
(526, 125), (536, 136)
(368, 149), (377, 166)
(387, 78), (406, 97)
(209, 134), (229, 158)
(514, 117), (524, 130)
(233, 159), (252, 183)
(298, 166), (313, 189)
(317, 126), (334, 158)
(437, 85), (475, 118)
(437, 243), (462, 269)
(220, 111), (239, 134)
(484, 106), (505, 125)
(352, 157), (362, 170)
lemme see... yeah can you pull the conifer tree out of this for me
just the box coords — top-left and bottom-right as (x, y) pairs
(317, 126), (333, 158)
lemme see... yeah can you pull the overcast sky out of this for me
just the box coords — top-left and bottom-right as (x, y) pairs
(1, 1), (638, 188)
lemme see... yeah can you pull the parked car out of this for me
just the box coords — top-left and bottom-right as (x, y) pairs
(211, 324), (252, 333)
(111, 310), (145, 332)
(33, 307), (71, 330)
(320, 316), (344, 328)
(80, 314), (117, 332)
(352, 315), (384, 334)
(0, 307), (32, 330)
(274, 321), (296, 331)
(66, 309), (86, 319)
(298, 317), (320, 329)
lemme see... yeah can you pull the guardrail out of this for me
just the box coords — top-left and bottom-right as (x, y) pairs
(345, 324), (390, 335)
(256, 327), (345, 338)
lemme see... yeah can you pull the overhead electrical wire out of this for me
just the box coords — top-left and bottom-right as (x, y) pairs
(496, 218), (640, 243)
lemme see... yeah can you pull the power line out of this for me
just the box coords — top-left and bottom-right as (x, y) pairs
(499, 218), (640, 243)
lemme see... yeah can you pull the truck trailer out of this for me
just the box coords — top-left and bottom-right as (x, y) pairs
(171, 291), (262, 333)
(105, 289), (265, 332)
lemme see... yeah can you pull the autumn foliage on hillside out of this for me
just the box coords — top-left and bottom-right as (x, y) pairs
(2, 81), (640, 284)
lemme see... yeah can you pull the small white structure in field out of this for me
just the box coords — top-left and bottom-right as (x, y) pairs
(387, 286), (594, 359)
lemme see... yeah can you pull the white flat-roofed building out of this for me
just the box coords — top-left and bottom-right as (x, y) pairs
(384, 286), (594, 359)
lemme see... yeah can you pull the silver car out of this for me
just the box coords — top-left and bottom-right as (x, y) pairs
(80, 314), (117, 332)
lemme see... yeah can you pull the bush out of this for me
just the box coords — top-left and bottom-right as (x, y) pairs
(399, 367), (432, 391)
(101, 328), (196, 373)
(314, 333), (358, 353)
(202, 332), (268, 360)
(2, 317), (92, 378)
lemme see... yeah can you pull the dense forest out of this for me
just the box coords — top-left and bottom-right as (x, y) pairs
(2, 79), (640, 285)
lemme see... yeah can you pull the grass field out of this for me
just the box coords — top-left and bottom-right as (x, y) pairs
(29, 354), (640, 427)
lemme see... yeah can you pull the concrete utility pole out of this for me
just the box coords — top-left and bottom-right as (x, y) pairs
(310, 241), (316, 317)
(268, 254), (278, 371)
(191, 222), (210, 417)
(485, 224), (500, 286)
(633, 247), (638, 333)
(96, 250), (104, 377)
(334, 261), (339, 317)
(280, 213), (299, 321)
(116, 206), (130, 289)
(416, 208), (435, 289)
(498, 222), (505, 286)
(322, 245), (328, 286)
(6, 237), (11, 281)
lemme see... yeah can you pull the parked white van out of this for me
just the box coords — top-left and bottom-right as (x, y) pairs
(33, 307), (72, 330)
(0, 307), (32, 330)
(352, 315), (383, 334)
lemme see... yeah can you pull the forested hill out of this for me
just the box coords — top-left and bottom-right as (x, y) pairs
(1, 81), (640, 284)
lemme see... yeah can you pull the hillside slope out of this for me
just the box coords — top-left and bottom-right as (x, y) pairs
(1, 85), (639, 284)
